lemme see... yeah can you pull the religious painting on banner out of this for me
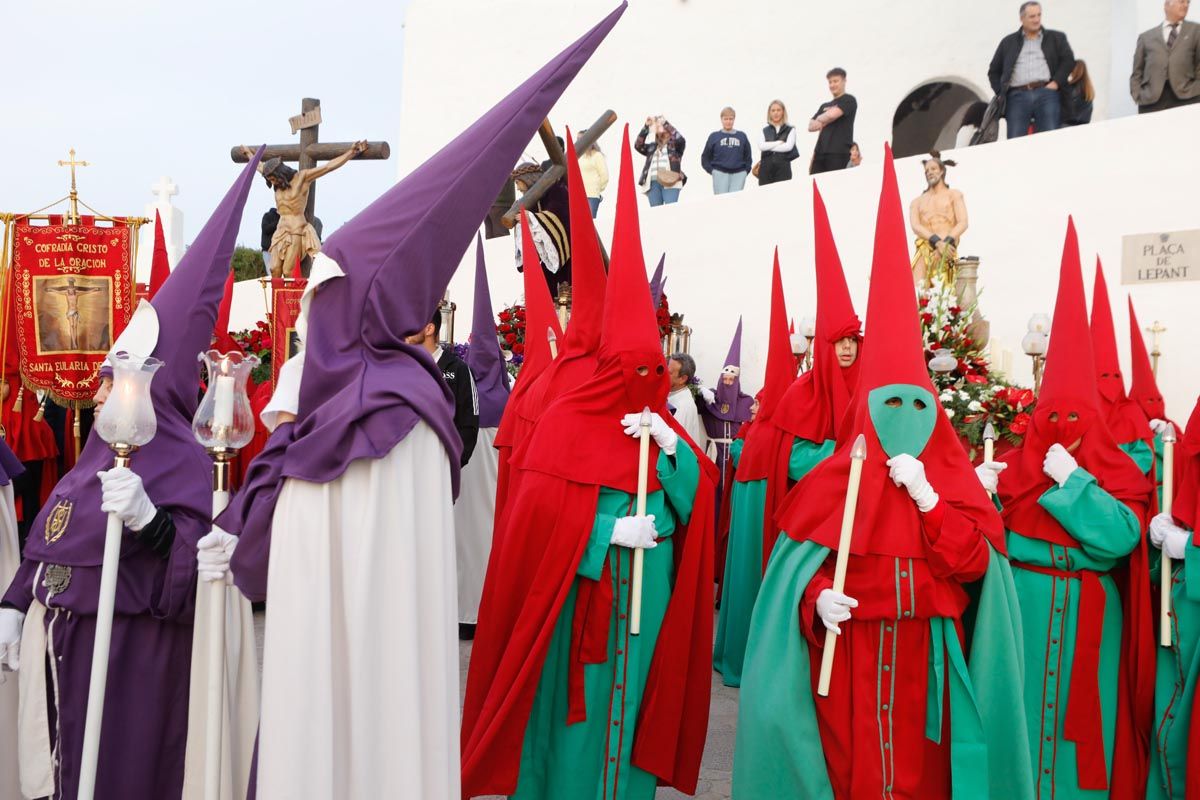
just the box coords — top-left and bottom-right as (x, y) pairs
(9, 219), (134, 403)
(271, 277), (306, 388)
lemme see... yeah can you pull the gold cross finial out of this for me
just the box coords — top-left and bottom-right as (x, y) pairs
(57, 148), (89, 192)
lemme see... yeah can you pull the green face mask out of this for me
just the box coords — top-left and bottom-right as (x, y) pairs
(867, 384), (937, 458)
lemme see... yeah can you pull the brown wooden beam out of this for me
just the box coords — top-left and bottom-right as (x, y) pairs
(229, 142), (391, 163)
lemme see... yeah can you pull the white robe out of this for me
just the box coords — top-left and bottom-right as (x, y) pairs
(668, 386), (708, 455)
(453, 426), (499, 625)
(255, 420), (460, 798)
(0, 484), (20, 800)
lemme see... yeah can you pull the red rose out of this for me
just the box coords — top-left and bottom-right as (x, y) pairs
(1010, 412), (1031, 435)
(966, 374), (988, 384)
(498, 323), (511, 333)
(504, 333), (516, 344)
(499, 310), (512, 322)
(941, 324), (953, 332)
(516, 308), (526, 320)
(919, 297), (929, 308)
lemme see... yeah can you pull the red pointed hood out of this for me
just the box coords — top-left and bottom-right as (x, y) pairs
(516, 131), (608, 424)
(775, 182), (862, 444)
(1127, 297), (1169, 425)
(515, 125), (713, 492)
(1091, 259), (1150, 445)
(1173, 396), (1200, 530)
(999, 220), (1150, 544)
(148, 210), (170, 298)
(493, 210), (564, 448)
(777, 144), (1003, 557)
(756, 250), (796, 423)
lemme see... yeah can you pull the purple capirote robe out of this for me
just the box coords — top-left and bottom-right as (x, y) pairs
(216, 3), (628, 588)
(0, 148), (264, 798)
(466, 234), (510, 429)
(700, 317), (753, 499)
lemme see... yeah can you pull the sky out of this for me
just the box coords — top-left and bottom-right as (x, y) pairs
(0, 0), (413, 257)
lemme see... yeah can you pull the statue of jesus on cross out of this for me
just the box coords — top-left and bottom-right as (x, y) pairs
(240, 140), (367, 279)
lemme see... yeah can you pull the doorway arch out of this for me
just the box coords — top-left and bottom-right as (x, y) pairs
(892, 80), (986, 157)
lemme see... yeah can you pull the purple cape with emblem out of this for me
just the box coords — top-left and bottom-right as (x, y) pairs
(0, 148), (265, 798)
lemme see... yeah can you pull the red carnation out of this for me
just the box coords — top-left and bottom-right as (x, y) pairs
(920, 312), (934, 325)
(966, 373), (988, 385)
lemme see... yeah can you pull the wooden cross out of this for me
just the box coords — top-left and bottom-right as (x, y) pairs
(229, 98), (390, 223)
(1147, 320), (1167, 378)
(57, 148), (90, 223)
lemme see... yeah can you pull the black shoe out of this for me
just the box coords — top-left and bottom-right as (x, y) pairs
(458, 623), (476, 641)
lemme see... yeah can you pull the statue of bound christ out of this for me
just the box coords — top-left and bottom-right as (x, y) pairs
(908, 151), (968, 290)
(241, 141), (367, 279)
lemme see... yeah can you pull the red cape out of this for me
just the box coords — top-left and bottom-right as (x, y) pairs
(461, 460), (715, 797)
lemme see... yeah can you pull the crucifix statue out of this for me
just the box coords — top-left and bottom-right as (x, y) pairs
(231, 98), (390, 278)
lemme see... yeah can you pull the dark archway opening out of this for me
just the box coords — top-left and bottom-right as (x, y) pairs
(892, 81), (985, 157)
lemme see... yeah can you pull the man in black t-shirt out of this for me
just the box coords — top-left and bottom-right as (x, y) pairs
(808, 67), (858, 175)
(404, 309), (480, 468)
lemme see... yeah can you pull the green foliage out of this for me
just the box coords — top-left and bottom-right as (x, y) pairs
(231, 246), (265, 281)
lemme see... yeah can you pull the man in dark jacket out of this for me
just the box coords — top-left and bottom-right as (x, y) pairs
(406, 309), (480, 467)
(988, 2), (1075, 138)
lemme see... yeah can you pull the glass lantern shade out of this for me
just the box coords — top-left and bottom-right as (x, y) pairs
(94, 352), (163, 448)
(192, 350), (260, 450)
(1027, 313), (1051, 334)
(1021, 331), (1048, 356)
(790, 333), (809, 355)
(928, 348), (958, 373)
(799, 316), (817, 338)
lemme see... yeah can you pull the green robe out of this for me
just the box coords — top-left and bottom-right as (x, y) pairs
(1118, 438), (1154, 477)
(1147, 530), (1200, 800)
(732, 536), (1032, 799)
(713, 437), (833, 687)
(512, 445), (700, 800)
(1005, 468), (1141, 799)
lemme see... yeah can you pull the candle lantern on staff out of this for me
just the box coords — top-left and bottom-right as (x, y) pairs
(78, 351), (163, 799)
(1021, 313), (1050, 395)
(191, 349), (259, 800)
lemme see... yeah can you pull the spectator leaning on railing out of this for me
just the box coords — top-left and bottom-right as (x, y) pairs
(808, 68), (857, 175)
(1131, 0), (1200, 114)
(988, 1), (1075, 138)
(701, 107), (753, 195)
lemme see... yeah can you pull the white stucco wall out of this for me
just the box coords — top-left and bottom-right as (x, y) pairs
(230, 1), (1200, 420)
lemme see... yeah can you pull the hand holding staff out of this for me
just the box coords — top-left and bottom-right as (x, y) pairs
(1161, 426), (1176, 647)
(818, 434), (868, 697)
(630, 408), (652, 636)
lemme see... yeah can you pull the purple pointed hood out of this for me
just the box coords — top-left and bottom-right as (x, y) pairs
(467, 234), (510, 428)
(23, 149), (265, 566)
(277, 3), (626, 496)
(706, 317), (754, 424)
(649, 253), (666, 308)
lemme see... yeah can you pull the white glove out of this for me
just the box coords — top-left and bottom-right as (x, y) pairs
(0, 608), (24, 672)
(197, 528), (238, 584)
(885, 454), (939, 513)
(816, 589), (858, 635)
(975, 461), (1008, 494)
(610, 514), (658, 550)
(1149, 419), (1171, 436)
(1042, 444), (1078, 488)
(700, 386), (716, 405)
(621, 412), (678, 456)
(1149, 512), (1191, 560)
(98, 466), (158, 531)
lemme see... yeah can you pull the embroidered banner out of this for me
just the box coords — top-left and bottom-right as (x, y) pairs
(270, 277), (306, 388)
(9, 221), (134, 403)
